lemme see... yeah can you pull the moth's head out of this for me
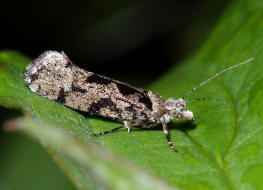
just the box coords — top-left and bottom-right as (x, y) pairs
(165, 98), (193, 120)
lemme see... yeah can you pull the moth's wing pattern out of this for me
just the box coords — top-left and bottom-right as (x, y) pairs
(24, 51), (166, 123)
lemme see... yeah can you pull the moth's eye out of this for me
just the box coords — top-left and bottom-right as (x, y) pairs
(170, 109), (179, 117)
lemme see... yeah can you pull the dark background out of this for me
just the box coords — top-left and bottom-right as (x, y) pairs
(0, 0), (229, 189)
(1, 0), (228, 85)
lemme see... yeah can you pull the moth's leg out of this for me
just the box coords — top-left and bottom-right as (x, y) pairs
(162, 119), (178, 152)
(124, 120), (147, 132)
(94, 121), (136, 136)
(124, 121), (132, 133)
(94, 126), (124, 136)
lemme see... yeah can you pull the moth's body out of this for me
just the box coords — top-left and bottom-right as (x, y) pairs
(24, 51), (192, 126)
(24, 51), (253, 152)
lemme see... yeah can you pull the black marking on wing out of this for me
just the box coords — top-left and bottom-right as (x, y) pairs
(71, 84), (87, 93)
(88, 98), (121, 114)
(86, 74), (153, 110)
(86, 74), (112, 85)
(116, 83), (139, 95)
(138, 94), (152, 110)
(125, 105), (134, 112)
(55, 88), (67, 104)
(132, 112), (138, 120)
(36, 86), (41, 93)
(29, 73), (39, 83)
(139, 112), (150, 123)
(116, 83), (153, 110)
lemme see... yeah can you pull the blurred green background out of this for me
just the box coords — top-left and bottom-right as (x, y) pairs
(0, 0), (229, 189)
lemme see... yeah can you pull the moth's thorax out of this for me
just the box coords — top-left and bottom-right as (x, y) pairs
(164, 97), (193, 122)
(146, 91), (167, 122)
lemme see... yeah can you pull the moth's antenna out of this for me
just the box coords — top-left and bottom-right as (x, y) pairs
(182, 58), (254, 99)
(185, 98), (234, 107)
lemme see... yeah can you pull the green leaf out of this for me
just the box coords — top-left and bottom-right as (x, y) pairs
(6, 117), (176, 190)
(1, 0), (263, 190)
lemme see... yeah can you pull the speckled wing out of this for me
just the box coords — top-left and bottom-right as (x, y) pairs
(24, 51), (167, 123)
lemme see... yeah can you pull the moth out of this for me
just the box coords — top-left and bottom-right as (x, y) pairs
(23, 51), (253, 152)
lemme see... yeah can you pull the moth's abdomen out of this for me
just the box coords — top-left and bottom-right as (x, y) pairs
(24, 51), (167, 123)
